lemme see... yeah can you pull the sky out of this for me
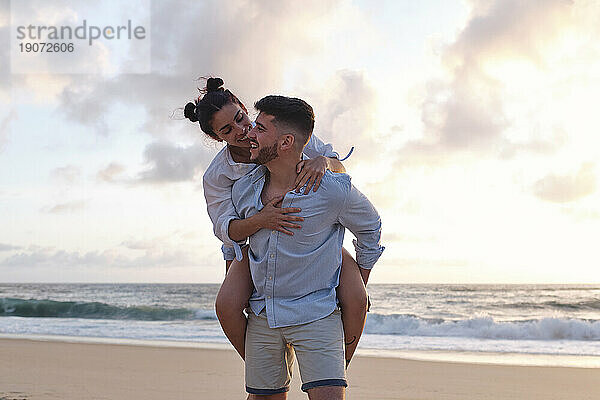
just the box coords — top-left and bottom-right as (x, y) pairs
(1, 0), (599, 284)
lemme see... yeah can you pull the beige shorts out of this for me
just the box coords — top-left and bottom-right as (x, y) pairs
(245, 308), (347, 395)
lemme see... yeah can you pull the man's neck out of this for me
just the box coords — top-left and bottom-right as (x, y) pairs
(265, 154), (302, 191)
(227, 145), (251, 163)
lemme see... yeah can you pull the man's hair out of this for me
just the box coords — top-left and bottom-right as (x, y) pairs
(254, 95), (314, 150)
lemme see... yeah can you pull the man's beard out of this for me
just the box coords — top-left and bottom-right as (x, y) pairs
(252, 142), (279, 165)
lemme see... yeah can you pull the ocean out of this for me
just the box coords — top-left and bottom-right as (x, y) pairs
(2, 283), (600, 367)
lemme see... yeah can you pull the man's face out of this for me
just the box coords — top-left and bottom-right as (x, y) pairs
(248, 112), (279, 165)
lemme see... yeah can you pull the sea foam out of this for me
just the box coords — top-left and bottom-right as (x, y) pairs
(365, 313), (600, 341)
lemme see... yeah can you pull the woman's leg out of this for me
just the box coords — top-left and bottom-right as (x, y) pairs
(215, 246), (254, 360)
(336, 247), (368, 367)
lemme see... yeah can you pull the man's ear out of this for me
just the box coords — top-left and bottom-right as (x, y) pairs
(279, 133), (296, 151)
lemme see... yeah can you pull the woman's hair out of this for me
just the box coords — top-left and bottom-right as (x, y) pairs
(183, 77), (247, 140)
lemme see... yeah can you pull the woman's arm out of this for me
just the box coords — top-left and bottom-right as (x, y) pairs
(294, 156), (346, 194)
(327, 157), (346, 173)
(228, 195), (304, 241)
(293, 133), (347, 194)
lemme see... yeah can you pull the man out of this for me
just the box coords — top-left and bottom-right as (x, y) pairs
(231, 95), (384, 400)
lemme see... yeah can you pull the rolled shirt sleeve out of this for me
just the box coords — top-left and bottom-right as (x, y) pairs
(218, 214), (245, 261)
(221, 244), (236, 261)
(337, 184), (385, 269)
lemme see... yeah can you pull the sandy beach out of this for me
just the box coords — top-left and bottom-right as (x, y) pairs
(0, 338), (598, 399)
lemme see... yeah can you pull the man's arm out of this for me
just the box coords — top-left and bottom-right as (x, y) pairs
(337, 183), (385, 277)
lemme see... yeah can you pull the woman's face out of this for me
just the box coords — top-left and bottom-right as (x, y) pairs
(210, 102), (252, 148)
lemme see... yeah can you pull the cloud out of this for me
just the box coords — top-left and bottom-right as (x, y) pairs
(10, 1), (121, 75)
(561, 206), (600, 222)
(136, 141), (214, 183)
(0, 240), (206, 269)
(0, 1), (13, 143)
(398, 0), (576, 167)
(120, 239), (156, 250)
(0, 243), (21, 251)
(0, 248), (108, 267)
(96, 162), (125, 182)
(533, 162), (597, 203)
(451, 0), (572, 65)
(0, 108), (15, 152)
(42, 200), (87, 214)
(0, 0), (10, 102)
(19, 0), (365, 184)
(52, 0), (346, 138)
(50, 165), (81, 184)
(498, 128), (568, 160)
(6, 0), (376, 185)
(120, 230), (202, 250)
(4, 2), (119, 107)
(383, 257), (470, 268)
(309, 70), (379, 163)
(131, 69), (379, 184)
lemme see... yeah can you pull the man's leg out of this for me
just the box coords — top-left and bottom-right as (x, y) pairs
(306, 386), (345, 400)
(285, 309), (346, 400)
(245, 311), (294, 397)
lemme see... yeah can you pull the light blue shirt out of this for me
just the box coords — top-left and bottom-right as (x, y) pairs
(231, 165), (384, 328)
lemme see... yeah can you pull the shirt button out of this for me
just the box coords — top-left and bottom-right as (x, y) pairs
(269, 253), (275, 258)
(267, 296), (271, 299)
(268, 276), (272, 280)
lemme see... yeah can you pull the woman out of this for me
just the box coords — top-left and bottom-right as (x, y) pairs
(184, 77), (368, 366)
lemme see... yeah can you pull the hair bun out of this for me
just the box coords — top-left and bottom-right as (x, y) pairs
(183, 102), (198, 122)
(206, 77), (224, 92)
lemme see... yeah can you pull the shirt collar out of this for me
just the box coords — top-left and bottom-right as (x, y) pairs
(250, 165), (268, 184)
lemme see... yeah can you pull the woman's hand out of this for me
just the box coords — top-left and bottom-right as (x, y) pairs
(255, 196), (304, 235)
(294, 156), (328, 194)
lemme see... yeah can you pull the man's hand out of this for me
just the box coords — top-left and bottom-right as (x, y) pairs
(255, 195), (304, 235)
(294, 156), (328, 194)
